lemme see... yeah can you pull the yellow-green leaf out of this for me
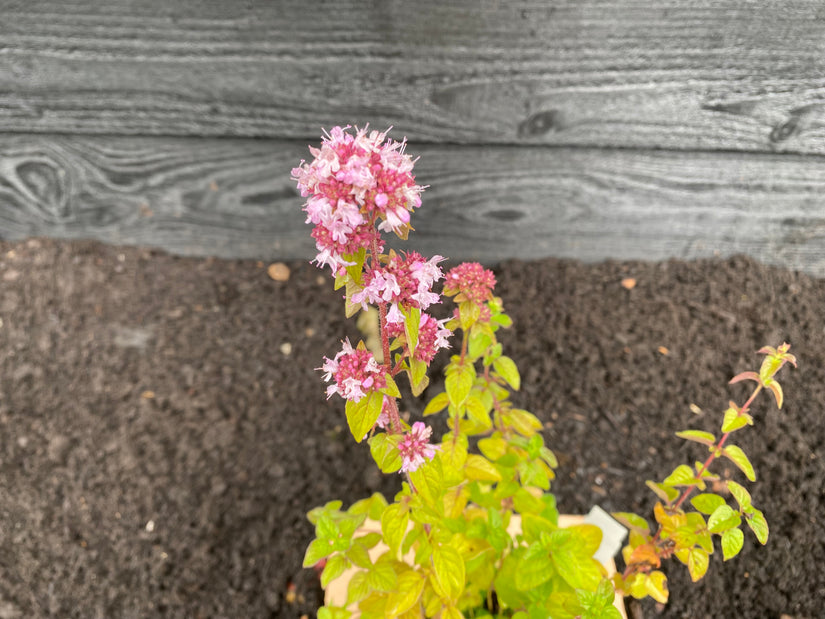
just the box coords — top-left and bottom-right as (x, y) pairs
(478, 433), (507, 461)
(645, 570), (669, 604)
(347, 542), (372, 569)
(432, 544), (465, 600)
(445, 364), (474, 406)
(367, 561), (397, 592)
(368, 432), (402, 473)
(381, 504), (409, 556)
(690, 493), (727, 515)
(727, 481), (752, 511)
(385, 570), (426, 617)
(707, 504), (741, 534)
(493, 356), (521, 390)
(515, 543), (555, 589)
(441, 605), (464, 619)
(345, 391), (384, 443)
(321, 554), (349, 588)
(747, 509), (769, 544)
(721, 407), (753, 433)
(465, 395), (491, 429)
(409, 358), (429, 397)
(303, 538), (333, 567)
(675, 430), (716, 446)
(721, 527), (744, 560)
(722, 445), (756, 481)
(507, 408), (542, 437)
(382, 374), (401, 398)
(404, 306), (421, 354)
(346, 570), (370, 606)
(663, 464), (699, 487)
(465, 454), (502, 482)
(646, 480), (679, 503)
(423, 392), (449, 417)
(612, 512), (650, 533)
(687, 548), (709, 582)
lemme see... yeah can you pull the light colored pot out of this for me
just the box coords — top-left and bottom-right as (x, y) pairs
(324, 506), (627, 618)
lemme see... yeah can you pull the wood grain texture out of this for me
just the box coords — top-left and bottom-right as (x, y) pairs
(4, 1), (825, 153)
(1, 134), (824, 275)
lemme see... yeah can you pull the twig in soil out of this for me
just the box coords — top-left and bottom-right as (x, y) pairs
(686, 300), (737, 325)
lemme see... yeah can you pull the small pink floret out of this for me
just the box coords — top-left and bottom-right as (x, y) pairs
(398, 422), (438, 473)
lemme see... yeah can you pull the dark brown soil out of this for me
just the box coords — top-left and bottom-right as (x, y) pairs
(0, 238), (822, 619)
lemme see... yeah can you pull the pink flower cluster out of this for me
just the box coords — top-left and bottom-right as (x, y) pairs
(291, 126), (424, 273)
(352, 252), (445, 322)
(398, 422), (438, 473)
(320, 339), (386, 402)
(385, 312), (451, 364)
(443, 262), (497, 304)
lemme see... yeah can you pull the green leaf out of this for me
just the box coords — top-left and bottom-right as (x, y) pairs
(409, 358), (429, 397)
(690, 493), (727, 515)
(675, 430), (716, 446)
(663, 464), (699, 487)
(422, 391), (449, 417)
(478, 433), (507, 461)
(514, 543), (555, 589)
(722, 445), (756, 481)
(408, 456), (442, 506)
(708, 504), (741, 534)
(321, 554), (349, 588)
(345, 391), (384, 443)
(459, 300), (481, 330)
(445, 363), (474, 406)
(465, 395), (491, 429)
(317, 606), (351, 619)
(382, 374), (401, 398)
(467, 326), (493, 359)
(346, 570), (370, 606)
(687, 547), (709, 582)
(507, 408), (543, 437)
(612, 512), (650, 533)
(404, 306), (421, 354)
(465, 454), (502, 482)
(721, 407), (753, 433)
(303, 538), (334, 567)
(646, 480), (679, 503)
(368, 432), (402, 473)
(746, 509), (769, 544)
(727, 481), (752, 511)
(381, 504), (409, 556)
(384, 570), (426, 617)
(493, 356), (521, 390)
(432, 544), (465, 599)
(366, 561), (397, 592)
(520, 513), (556, 545)
(513, 488), (545, 514)
(721, 527), (744, 561)
(347, 541), (372, 569)
(547, 529), (603, 591)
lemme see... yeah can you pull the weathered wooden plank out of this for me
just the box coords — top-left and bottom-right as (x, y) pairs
(3, 1), (825, 153)
(1, 134), (823, 274)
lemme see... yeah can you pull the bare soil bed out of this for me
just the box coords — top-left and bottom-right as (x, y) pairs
(0, 238), (822, 618)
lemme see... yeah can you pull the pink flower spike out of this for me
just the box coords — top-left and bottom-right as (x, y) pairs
(398, 422), (438, 473)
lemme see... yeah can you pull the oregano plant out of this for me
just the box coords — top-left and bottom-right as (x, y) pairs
(292, 126), (796, 618)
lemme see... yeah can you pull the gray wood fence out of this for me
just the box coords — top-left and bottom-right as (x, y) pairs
(2, 1), (825, 273)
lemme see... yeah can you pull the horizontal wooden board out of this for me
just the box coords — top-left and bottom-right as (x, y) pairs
(1, 134), (824, 275)
(3, 1), (825, 153)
